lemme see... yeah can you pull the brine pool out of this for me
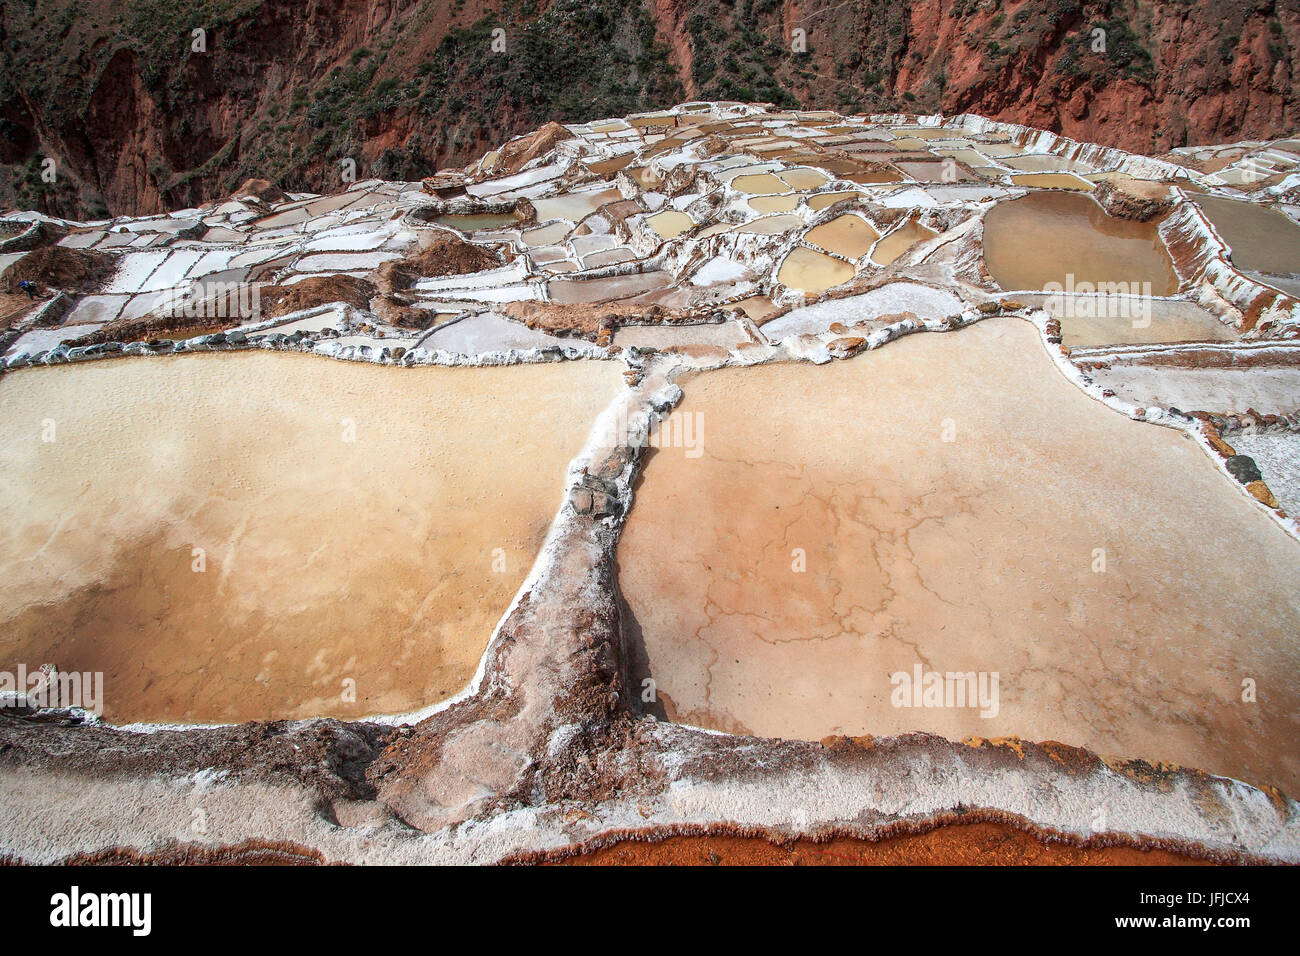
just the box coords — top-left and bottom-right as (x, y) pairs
(983, 191), (1179, 294)
(0, 353), (622, 724)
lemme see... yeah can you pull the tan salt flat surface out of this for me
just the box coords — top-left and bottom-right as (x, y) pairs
(1003, 154), (1094, 173)
(522, 222), (572, 246)
(1192, 194), (1300, 276)
(618, 319), (1300, 790)
(532, 189), (622, 223)
(725, 296), (779, 322)
(432, 213), (517, 232)
(778, 167), (830, 190)
(0, 353), (621, 724)
(846, 168), (904, 185)
(1087, 364), (1300, 416)
(734, 214), (804, 235)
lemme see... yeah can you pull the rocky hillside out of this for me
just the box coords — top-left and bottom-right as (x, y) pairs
(2, 0), (1297, 218)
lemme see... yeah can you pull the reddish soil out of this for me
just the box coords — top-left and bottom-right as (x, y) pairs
(552, 822), (1216, 866)
(484, 122), (570, 178)
(261, 274), (376, 319)
(65, 274), (379, 346)
(376, 235), (502, 291)
(2, 246), (116, 295)
(227, 177), (286, 205)
(500, 300), (656, 339)
(0, 292), (39, 330)
(43, 839), (326, 866)
(8, 0), (1299, 218)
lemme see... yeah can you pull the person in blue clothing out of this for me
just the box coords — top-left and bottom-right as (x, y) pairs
(18, 279), (37, 299)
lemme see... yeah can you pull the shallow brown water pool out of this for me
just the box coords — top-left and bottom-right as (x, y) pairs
(0, 353), (622, 724)
(1192, 194), (1300, 276)
(983, 191), (1178, 294)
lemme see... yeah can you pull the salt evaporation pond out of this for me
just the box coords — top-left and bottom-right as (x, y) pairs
(982, 191), (1179, 294)
(0, 353), (621, 724)
(432, 213), (518, 232)
(870, 220), (938, 266)
(1192, 194), (1300, 277)
(806, 215), (880, 259)
(618, 320), (1300, 791)
(777, 247), (855, 295)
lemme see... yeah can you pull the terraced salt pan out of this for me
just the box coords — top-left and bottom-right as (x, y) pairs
(690, 256), (750, 286)
(325, 335), (422, 351)
(103, 251), (170, 294)
(244, 307), (349, 334)
(1192, 194), (1300, 277)
(432, 213), (517, 232)
(1086, 364), (1300, 416)
(293, 251), (400, 272)
(776, 247), (855, 295)
(255, 192), (362, 228)
(646, 210), (694, 240)
(523, 223), (571, 246)
(1016, 293), (1237, 347)
(983, 191), (1178, 294)
(421, 311), (570, 353)
(778, 167), (829, 190)
(760, 283), (963, 339)
(303, 230), (391, 252)
(548, 271), (671, 305)
(1002, 154), (1095, 173)
(0, 354), (622, 724)
(749, 195), (803, 214)
(64, 294), (129, 325)
(619, 319), (1300, 790)
(731, 173), (789, 195)
(4, 325), (102, 359)
(1252, 272), (1300, 297)
(870, 220), (939, 266)
(465, 163), (565, 198)
(532, 188), (623, 223)
(724, 296), (778, 322)
(807, 191), (866, 211)
(140, 250), (206, 292)
(614, 320), (751, 349)
(806, 215), (880, 259)
(734, 214), (804, 236)
(1009, 173), (1095, 190)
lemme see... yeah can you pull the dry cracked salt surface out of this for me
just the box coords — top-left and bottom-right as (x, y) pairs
(2, 101), (1300, 865)
(619, 320), (1300, 791)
